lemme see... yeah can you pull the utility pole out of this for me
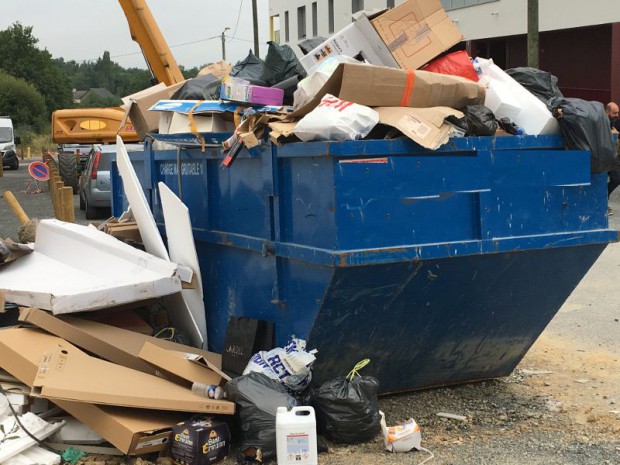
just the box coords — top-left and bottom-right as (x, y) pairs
(221, 27), (230, 62)
(252, 0), (260, 58)
(527, 0), (539, 68)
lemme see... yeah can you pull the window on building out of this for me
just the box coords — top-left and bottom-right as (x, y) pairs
(298, 6), (306, 39)
(441, 0), (498, 10)
(328, 0), (335, 33)
(387, 0), (395, 7)
(312, 2), (318, 37)
(352, 0), (364, 13)
(270, 15), (281, 44)
(285, 10), (289, 42)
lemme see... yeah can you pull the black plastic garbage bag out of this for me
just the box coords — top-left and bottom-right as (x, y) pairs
(497, 117), (521, 135)
(231, 50), (267, 85)
(171, 74), (222, 100)
(464, 105), (498, 136)
(261, 41), (306, 86)
(298, 36), (326, 55)
(309, 362), (381, 444)
(225, 372), (298, 464)
(505, 67), (563, 105)
(549, 97), (617, 173)
(271, 75), (303, 106)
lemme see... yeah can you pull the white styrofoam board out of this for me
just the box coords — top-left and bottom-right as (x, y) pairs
(115, 135), (170, 261)
(48, 417), (104, 445)
(3, 446), (61, 465)
(0, 413), (65, 463)
(0, 219), (182, 314)
(159, 182), (206, 348)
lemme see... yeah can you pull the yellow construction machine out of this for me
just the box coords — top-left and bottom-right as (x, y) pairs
(53, 0), (185, 190)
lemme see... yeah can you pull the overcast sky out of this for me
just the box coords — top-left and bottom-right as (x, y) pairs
(1, 0), (270, 70)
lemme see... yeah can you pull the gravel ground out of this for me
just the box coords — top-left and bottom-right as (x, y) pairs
(2, 156), (619, 464)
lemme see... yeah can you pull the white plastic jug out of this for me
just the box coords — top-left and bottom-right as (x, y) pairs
(276, 406), (318, 465)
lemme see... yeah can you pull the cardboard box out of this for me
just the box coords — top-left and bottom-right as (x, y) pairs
(123, 81), (186, 139)
(300, 13), (399, 75)
(18, 308), (227, 381)
(171, 418), (230, 465)
(159, 112), (234, 135)
(198, 61), (232, 79)
(0, 327), (187, 455)
(371, 0), (463, 70)
(292, 63), (485, 118)
(375, 106), (463, 150)
(220, 79), (284, 106)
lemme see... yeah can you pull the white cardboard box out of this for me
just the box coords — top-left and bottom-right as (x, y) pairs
(159, 112), (234, 135)
(300, 13), (398, 75)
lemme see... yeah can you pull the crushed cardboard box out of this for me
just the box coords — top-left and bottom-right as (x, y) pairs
(0, 327), (185, 455)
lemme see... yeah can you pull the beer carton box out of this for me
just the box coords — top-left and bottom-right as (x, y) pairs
(171, 418), (230, 465)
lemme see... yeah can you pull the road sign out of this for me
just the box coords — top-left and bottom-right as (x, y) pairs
(28, 161), (50, 181)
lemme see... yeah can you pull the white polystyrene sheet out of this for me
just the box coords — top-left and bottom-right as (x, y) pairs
(477, 58), (560, 136)
(115, 135), (169, 260)
(159, 182), (206, 348)
(0, 413), (65, 463)
(0, 219), (182, 314)
(3, 446), (61, 465)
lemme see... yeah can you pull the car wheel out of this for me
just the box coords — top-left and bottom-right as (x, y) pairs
(11, 159), (18, 170)
(85, 198), (97, 220)
(79, 192), (85, 210)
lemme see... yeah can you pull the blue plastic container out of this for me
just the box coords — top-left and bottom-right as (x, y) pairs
(111, 135), (618, 393)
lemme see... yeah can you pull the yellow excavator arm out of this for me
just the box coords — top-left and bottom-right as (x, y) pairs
(52, 0), (184, 144)
(118, 0), (184, 86)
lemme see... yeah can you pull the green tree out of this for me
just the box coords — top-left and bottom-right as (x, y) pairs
(0, 23), (73, 116)
(0, 70), (47, 132)
(78, 93), (122, 108)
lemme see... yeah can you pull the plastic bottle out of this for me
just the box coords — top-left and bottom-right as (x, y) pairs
(276, 406), (318, 465)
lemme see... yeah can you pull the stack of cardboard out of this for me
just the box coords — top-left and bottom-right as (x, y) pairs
(0, 308), (233, 456)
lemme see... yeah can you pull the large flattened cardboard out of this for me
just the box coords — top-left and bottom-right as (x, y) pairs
(31, 342), (234, 414)
(138, 342), (222, 387)
(292, 63), (484, 119)
(0, 327), (186, 455)
(371, 0), (462, 70)
(0, 219), (181, 314)
(18, 308), (226, 380)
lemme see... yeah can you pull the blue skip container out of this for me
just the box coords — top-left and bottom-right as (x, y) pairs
(111, 134), (618, 393)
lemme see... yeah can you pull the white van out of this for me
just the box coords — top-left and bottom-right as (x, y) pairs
(1, 117), (19, 170)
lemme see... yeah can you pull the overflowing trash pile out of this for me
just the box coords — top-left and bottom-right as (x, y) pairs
(1, 0), (618, 464)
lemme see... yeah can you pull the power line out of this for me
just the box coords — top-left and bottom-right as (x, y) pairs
(110, 34), (221, 59)
(230, 0), (245, 40)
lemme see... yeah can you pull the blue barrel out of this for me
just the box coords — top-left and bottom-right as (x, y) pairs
(111, 135), (618, 393)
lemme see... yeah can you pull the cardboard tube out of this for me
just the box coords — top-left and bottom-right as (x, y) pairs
(3, 190), (30, 225)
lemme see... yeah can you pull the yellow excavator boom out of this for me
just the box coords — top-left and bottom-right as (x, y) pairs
(52, 0), (184, 144)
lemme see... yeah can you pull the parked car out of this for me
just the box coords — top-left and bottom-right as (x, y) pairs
(1, 116), (20, 171)
(78, 143), (143, 219)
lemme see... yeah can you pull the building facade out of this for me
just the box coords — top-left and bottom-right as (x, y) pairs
(269, 0), (620, 103)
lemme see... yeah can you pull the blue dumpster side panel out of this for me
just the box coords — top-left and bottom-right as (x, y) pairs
(307, 244), (607, 392)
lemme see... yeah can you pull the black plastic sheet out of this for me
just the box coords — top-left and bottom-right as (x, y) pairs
(506, 67), (563, 105)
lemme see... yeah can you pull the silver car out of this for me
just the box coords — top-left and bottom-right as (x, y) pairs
(78, 143), (143, 219)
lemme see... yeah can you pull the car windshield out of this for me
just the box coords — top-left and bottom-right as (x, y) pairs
(0, 127), (12, 143)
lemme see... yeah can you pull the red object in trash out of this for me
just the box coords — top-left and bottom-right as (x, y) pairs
(423, 50), (479, 82)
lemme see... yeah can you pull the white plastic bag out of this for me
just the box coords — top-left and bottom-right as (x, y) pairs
(294, 94), (379, 142)
(294, 56), (360, 110)
(243, 337), (317, 394)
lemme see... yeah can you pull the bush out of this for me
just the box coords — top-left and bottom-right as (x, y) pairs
(0, 70), (47, 132)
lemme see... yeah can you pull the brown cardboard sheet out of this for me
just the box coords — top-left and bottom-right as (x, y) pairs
(291, 63), (484, 119)
(375, 106), (463, 150)
(0, 327), (186, 455)
(18, 308), (227, 381)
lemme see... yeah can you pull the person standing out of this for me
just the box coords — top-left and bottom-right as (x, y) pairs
(605, 102), (620, 214)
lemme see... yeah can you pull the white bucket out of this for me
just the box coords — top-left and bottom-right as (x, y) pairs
(276, 406), (318, 465)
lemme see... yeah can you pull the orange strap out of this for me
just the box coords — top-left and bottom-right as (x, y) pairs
(400, 70), (416, 107)
(188, 101), (207, 152)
